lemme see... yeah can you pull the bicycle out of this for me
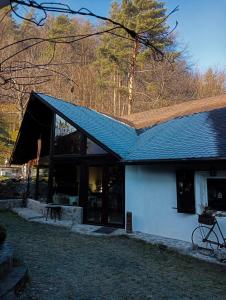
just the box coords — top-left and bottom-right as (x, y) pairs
(191, 212), (226, 254)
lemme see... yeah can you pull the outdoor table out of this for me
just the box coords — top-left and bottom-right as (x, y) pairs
(45, 205), (62, 221)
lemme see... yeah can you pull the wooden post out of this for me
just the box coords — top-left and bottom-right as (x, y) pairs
(47, 112), (55, 203)
(126, 211), (133, 233)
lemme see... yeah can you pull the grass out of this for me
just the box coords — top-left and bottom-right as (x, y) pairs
(1, 210), (226, 300)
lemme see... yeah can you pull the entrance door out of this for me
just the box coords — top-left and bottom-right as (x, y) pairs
(84, 165), (124, 227)
(86, 166), (104, 224)
(106, 166), (124, 226)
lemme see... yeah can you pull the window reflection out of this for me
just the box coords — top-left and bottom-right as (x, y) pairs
(87, 138), (107, 155)
(87, 166), (103, 223)
(107, 166), (123, 225)
(54, 115), (81, 154)
(53, 164), (80, 206)
(28, 164), (37, 200)
(208, 179), (226, 211)
(37, 167), (49, 202)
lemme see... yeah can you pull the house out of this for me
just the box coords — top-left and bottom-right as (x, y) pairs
(11, 92), (226, 242)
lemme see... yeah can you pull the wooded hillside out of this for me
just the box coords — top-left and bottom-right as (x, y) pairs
(0, 0), (225, 163)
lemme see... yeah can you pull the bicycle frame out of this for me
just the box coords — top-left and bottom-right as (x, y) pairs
(202, 219), (226, 248)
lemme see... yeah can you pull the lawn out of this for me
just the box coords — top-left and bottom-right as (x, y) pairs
(1, 210), (226, 300)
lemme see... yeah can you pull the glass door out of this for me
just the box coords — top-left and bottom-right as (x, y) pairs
(86, 166), (104, 224)
(106, 166), (124, 226)
(84, 165), (124, 227)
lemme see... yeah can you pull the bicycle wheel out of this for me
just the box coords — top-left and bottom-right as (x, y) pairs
(191, 226), (219, 254)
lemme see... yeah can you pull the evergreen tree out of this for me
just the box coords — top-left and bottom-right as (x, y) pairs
(97, 0), (172, 114)
(49, 15), (75, 37)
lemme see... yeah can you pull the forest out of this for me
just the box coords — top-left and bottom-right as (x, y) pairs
(0, 0), (225, 164)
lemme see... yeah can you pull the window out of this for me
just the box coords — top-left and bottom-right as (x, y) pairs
(54, 114), (109, 156)
(86, 138), (107, 155)
(28, 164), (37, 200)
(52, 164), (80, 206)
(176, 171), (195, 214)
(36, 166), (49, 202)
(207, 179), (226, 211)
(54, 115), (82, 154)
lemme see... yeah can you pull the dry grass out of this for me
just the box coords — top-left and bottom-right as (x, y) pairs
(1, 210), (226, 300)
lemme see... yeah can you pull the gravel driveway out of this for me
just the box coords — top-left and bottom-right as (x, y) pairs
(1, 210), (226, 300)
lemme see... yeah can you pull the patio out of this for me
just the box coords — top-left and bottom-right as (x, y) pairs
(1, 210), (226, 299)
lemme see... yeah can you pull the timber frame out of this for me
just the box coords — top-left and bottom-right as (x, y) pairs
(11, 92), (125, 227)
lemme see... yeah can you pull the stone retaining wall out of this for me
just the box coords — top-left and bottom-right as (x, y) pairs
(27, 199), (46, 215)
(0, 199), (23, 209)
(27, 199), (83, 224)
(61, 206), (83, 224)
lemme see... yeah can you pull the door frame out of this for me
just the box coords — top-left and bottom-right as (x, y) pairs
(81, 163), (125, 228)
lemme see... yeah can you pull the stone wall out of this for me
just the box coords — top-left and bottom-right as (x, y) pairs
(0, 199), (23, 209)
(27, 198), (46, 215)
(61, 205), (83, 224)
(27, 199), (83, 224)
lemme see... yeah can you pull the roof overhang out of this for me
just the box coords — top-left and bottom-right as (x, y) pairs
(10, 92), (53, 164)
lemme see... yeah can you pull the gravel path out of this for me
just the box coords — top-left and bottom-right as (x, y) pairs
(1, 210), (226, 300)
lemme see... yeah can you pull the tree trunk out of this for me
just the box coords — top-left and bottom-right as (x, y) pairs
(18, 98), (24, 123)
(113, 72), (117, 115)
(128, 38), (139, 115)
(118, 74), (121, 116)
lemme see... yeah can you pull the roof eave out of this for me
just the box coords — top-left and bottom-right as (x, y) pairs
(122, 156), (226, 165)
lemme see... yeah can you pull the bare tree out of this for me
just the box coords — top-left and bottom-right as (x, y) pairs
(0, 0), (177, 91)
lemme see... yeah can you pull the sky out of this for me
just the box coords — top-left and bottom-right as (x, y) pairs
(165, 0), (226, 72)
(18, 0), (226, 72)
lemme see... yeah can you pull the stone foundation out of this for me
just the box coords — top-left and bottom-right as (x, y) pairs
(27, 199), (83, 224)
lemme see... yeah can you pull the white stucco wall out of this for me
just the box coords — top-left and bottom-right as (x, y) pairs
(125, 166), (226, 242)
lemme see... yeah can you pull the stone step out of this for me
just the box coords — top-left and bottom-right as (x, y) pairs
(0, 242), (14, 279)
(0, 265), (28, 299)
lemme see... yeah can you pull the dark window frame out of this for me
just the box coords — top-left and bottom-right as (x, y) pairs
(53, 113), (109, 157)
(176, 170), (196, 214)
(207, 178), (226, 211)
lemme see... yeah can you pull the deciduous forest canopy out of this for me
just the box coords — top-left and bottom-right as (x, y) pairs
(0, 0), (225, 164)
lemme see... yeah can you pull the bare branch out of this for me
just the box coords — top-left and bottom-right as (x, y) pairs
(10, 0), (178, 58)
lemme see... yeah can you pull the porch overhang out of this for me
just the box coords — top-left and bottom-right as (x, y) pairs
(10, 94), (53, 164)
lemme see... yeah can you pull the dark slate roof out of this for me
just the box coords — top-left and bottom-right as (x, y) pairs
(119, 94), (226, 129)
(125, 108), (226, 161)
(36, 93), (137, 159)
(27, 93), (226, 162)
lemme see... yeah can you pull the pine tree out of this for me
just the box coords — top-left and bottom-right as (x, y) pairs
(49, 15), (75, 37)
(97, 0), (172, 115)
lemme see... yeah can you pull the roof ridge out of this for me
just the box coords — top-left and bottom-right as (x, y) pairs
(119, 93), (226, 129)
